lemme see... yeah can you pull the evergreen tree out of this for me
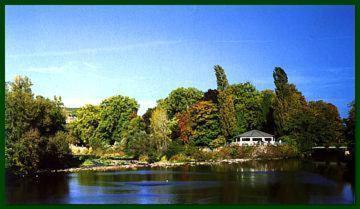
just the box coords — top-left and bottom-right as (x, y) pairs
(214, 65), (229, 91)
(214, 65), (238, 139)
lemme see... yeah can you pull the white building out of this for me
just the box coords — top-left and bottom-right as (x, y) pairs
(233, 130), (280, 146)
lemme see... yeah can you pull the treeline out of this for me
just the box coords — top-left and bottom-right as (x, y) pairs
(5, 66), (355, 174)
(5, 77), (72, 174)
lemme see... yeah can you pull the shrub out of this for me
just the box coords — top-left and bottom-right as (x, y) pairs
(277, 144), (299, 157)
(278, 135), (298, 148)
(160, 155), (168, 162)
(183, 143), (198, 157)
(165, 140), (185, 159)
(191, 149), (213, 161)
(209, 136), (226, 149)
(9, 129), (42, 174)
(42, 131), (71, 169)
(214, 147), (232, 160)
(169, 154), (189, 162)
(139, 155), (149, 163)
(231, 145), (255, 158)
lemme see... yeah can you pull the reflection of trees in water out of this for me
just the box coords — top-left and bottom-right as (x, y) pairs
(7, 159), (354, 203)
(207, 159), (301, 173)
(6, 173), (69, 203)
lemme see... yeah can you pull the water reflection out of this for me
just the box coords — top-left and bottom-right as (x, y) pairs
(6, 159), (354, 204)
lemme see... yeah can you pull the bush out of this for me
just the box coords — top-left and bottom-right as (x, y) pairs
(279, 135), (298, 147)
(209, 136), (226, 149)
(42, 131), (71, 169)
(165, 140), (185, 159)
(191, 149), (214, 161)
(160, 155), (168, 162)
(183, 142), (198, 156)
(214, 147), (232, 160)
(8, 129), (42, 174)
(125, 131), (151, 158)
(139, 155), (149, 163)
(277, 144), (299, 157)
(169, 153), (189, 162)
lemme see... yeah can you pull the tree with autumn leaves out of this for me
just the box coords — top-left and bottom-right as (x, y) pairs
(6, 65), (354, 174)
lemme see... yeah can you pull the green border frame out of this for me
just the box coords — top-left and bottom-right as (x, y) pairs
(0, 1), (358, 208)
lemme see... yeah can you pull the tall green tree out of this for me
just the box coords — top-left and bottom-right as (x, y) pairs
(307, 101), (345, 146)
(344, 101), (355, 146)
(214, 65), (238, 139)
(69, 104), (100, 146)
(95, 95), (139, 145)
(218, 91), (238, 139)
(5, 76), (36, 146)
(142, 107), (155, 134)
(150, 107), (171, 153)
(122, 116), (148, 152)
(214, 65), (229, 91)
(162, 87), (203, 119)
(5, 76), (69, 174)
(259, 90), (276, 134)
(273, 67), (307, 137)
(228, 82), (263, 132)
(272, 67), (312, 150)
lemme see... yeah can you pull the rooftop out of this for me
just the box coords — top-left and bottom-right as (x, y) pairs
(237, 130), (274, 138)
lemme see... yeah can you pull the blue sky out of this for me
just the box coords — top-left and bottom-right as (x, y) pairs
(5, 5), (354, 117)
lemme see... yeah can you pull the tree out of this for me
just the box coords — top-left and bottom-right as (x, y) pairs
(273, 68), (307, 137)
(95, 95), (139, 145)
(218, 91), (238, 139)
(5, 76), (70, 174)
(272, 67), (312, 150)
(9, 129), (42, 174)
(178, 101), (222, 146)
(214, 65), (229, 91)
(307, 101), (345, 146)
(214, 65), (238, 139)
(43, 131), (72, 169)
(202, 89), (219, 104)
(150, 107), (171, 153)
(70, 104), (100, 146)
(228, 82), (263, 132)
(344, 101), (355, 146)
(142, 107), (155, 134)
(177, 110), (192, 143)
(5, 76), (36, 146)
(273, 67), (289, 137)
(121, 116), (147, 147)
(259, 90), (276, 134)
(34, 95), (66, 136)
(162, 87), (203, 119)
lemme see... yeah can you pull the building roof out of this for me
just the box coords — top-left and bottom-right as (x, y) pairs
(237, 130), (274, 138)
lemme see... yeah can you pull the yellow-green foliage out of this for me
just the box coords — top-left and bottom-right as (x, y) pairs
(139, 155), (149, 163)
(169, 154), (189, 162)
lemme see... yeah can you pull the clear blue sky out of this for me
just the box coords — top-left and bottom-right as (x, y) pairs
(5, 5), (355, 117)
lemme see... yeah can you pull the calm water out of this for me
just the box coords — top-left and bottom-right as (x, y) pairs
(6, 159), (354, 204)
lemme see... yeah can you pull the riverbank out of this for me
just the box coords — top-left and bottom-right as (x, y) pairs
(46, 158), (287, 173)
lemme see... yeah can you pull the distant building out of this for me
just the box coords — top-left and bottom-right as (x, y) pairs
(233, 130), (280, 146)
(66, 115), (77, 124)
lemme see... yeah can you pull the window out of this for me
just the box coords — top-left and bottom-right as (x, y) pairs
(265, 138), (272, 142)
(241, 138), (250, 141)
(253, 138), (262, 141)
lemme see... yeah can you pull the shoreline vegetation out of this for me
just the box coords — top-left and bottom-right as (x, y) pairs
(49, 144), (298, 173)
(5, 65), (355, 176)
(48, 158), (283, 173)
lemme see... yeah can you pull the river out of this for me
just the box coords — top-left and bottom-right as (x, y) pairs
(6, 158), (354, 204)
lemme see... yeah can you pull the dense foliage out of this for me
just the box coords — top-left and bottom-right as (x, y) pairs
(178, 101), (222, 146)
(6, 65), (355, 173)
(5, 76), (70, 174)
